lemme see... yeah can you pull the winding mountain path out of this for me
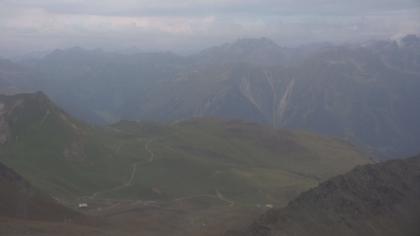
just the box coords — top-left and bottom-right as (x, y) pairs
(216, 189), (235, 207)
(145, 138), (156, 162)
(87, 138), (157, 200)
(40, 109), (51, 126)
(85, 133), (236, 210)
(173, 189), (235, 207)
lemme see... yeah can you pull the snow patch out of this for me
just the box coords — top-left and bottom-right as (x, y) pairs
(276, 78), (295, 127)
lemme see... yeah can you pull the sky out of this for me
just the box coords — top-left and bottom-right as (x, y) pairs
(0, 0), (419, 57)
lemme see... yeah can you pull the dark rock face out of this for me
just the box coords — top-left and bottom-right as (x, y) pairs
(242, 155), (420, 236)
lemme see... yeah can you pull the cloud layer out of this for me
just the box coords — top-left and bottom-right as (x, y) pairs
(1, 0), (419, 57)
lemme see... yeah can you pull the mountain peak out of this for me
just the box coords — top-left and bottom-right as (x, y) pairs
(401, 34), (420, 47)
(45, 47), (104, 62)
(242, 154), (420, 236)
(229, 37), (280, 50)
(0, 92), (85, 145)
(195, 37), (283, 66)
(0, 91), (54, 110)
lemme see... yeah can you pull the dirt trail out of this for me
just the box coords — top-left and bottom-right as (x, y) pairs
(173, 189), (235, 207)
(145, 138), (156, 162)
(85, 133), (236, 209)
(40, 109), (51, 126)
(87, 138), (157, 200)
(216, 189), (235, 207)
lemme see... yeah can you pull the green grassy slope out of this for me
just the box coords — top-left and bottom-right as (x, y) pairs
(110, 118), (370, 205)
(0, 93), (371, 207)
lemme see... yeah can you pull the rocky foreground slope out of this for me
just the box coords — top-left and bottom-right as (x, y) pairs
(236, 154), (420, 236)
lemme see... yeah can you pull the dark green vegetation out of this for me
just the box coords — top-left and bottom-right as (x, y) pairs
(1, 35), (419, 158)
(238, 154), (420, 236)
(0, 92), (370, 207)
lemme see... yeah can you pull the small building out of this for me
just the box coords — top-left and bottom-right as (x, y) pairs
(78, 203), (88, 209)
(265, 204), (274, 209)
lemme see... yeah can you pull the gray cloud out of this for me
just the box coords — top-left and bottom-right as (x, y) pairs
(4, 0), (420, 16)
(0, 0), (419, 58)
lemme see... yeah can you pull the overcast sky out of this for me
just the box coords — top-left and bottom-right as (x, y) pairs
(0, 0), (419, 57)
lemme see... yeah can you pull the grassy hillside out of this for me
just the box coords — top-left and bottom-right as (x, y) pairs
(0, 93), (371, 207)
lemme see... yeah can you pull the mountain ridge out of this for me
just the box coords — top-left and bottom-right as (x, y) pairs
(3, 36), (419, 158)
(236, 154), (420, 236)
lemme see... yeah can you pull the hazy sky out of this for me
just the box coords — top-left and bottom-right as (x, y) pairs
(1, 0), (419, 57)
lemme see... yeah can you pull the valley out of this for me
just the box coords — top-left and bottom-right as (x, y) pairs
(1, 1), (419, 235)
(0, 92), (371, 235)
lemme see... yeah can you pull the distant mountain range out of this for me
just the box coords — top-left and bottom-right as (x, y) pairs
(235, 153), (420, 236)
(1, 35), (419, 158)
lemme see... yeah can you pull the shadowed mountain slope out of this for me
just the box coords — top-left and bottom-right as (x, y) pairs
(239, 154), (420, 236)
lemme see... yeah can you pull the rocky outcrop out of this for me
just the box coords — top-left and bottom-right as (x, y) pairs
(241, 155), (420, 236)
